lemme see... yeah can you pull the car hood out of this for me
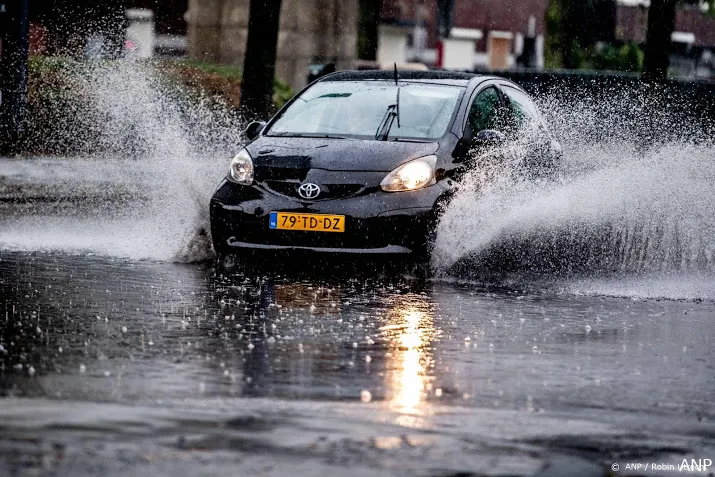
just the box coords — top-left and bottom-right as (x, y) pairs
(246, 136), (439, 173)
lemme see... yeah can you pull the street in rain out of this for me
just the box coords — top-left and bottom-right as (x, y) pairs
(1, 1), (714, 476)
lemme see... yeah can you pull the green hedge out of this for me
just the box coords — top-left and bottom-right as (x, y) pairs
(18, 56), (294, 156)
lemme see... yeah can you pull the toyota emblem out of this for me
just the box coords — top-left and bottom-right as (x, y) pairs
(297, 182), (321, 199)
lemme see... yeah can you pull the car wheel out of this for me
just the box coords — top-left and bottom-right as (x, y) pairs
(210, 228), (232, 257)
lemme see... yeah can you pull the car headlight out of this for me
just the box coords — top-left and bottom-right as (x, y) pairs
(380, 155), (437, 192)
(228, 149), (254, 185)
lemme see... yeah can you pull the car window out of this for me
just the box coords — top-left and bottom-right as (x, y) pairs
(501, 86), (540, 129)
(466, 86), (505, 135)
(267, 81), (463, 140)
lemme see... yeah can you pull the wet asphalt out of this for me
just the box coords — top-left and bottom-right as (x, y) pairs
(0, 252), (714, 476)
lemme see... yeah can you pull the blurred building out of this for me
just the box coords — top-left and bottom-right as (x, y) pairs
(25, 0), (715, 80)
(616, 0), (715, 77)
(185, 0), (358, 90)
(378, 0), (715, 77)
(377, 0), (552, 70)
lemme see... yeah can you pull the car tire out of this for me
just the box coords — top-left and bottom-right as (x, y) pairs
(211, 234), (230, 256)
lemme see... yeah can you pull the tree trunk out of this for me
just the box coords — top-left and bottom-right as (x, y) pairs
(357, 0), (381, 61)
(436, 0), (455, 39)
(641, 0), (677, 83)
(240, 0), (282, 120)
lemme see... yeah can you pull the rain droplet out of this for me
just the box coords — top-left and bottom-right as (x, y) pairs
(121, 326), (127, 333)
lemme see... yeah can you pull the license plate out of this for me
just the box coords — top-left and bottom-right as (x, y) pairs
(269, 212), (345, 232)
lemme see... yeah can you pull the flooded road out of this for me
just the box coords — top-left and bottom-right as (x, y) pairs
(1, 251), (714, 476)
(2, 74), (715, 475)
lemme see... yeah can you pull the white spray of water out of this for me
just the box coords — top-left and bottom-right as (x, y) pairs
(0, 61), (244, 262)
(434, 137), (715, 298)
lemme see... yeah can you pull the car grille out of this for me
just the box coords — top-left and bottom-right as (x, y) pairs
(262, 181), (364, 201)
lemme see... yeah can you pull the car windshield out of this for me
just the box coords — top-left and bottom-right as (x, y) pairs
(266, 81), (463, 140)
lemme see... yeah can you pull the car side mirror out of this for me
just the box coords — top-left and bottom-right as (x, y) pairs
(455, 129), (508, 167)
(472, 129), (507, 149)
(245, 121), (266, 141)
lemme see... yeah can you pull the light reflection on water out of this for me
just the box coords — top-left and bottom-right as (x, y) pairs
(380, 294), (436, 425)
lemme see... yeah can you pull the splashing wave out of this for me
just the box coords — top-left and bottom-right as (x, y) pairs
(434, 137), (715, 299)
(1, 61), (244, 262)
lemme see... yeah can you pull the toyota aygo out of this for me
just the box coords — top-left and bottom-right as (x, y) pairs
(210, 70), (561, 259)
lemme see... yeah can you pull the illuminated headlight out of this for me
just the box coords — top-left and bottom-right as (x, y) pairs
(228, 148), (254, 185)
(380, 155), (437, 192)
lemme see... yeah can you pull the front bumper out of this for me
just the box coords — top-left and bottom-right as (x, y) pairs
(210, 180), (450, 255)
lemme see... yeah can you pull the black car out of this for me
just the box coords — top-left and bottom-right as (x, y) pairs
(210, 70), (560, 259)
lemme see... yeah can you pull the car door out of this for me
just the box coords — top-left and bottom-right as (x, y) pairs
(450, 84), (511, 177)
(448, 81), (507, 181)
(498, 84), (543, 136)
(465, 85), (510, 139)
(498, 83), (561, 178)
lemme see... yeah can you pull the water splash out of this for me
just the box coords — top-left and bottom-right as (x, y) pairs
(1, 60), (244, 262)
(434, 99), (715, 299)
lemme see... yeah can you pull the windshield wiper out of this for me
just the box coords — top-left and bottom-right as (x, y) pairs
(388, 137), (429, 143)
(375, 91), (402, 141)
(375, 104), (396, 141)
(393, 63), (401, 131)
(271, 132), (350, 139)
(375, 67), (402, 141)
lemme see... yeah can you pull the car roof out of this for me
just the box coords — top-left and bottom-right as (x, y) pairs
(318, 70), (494, 87)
